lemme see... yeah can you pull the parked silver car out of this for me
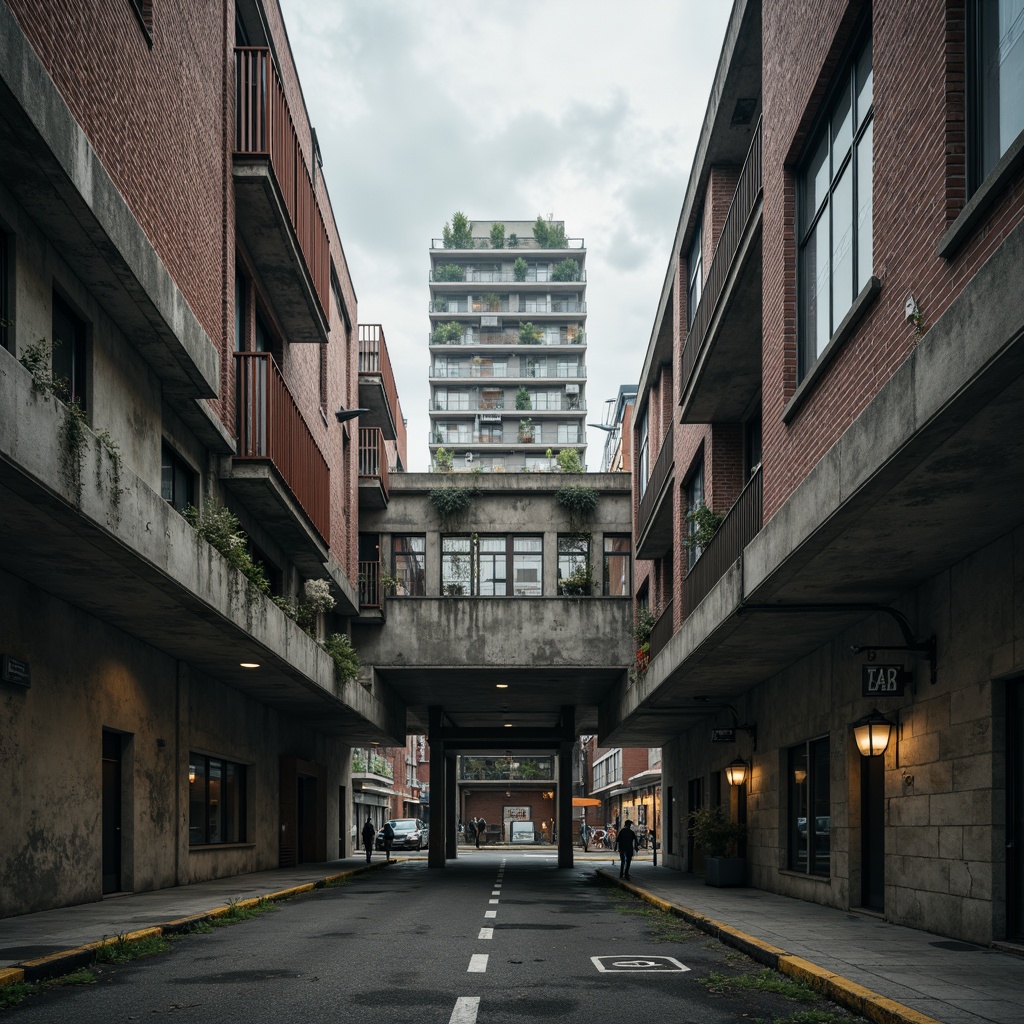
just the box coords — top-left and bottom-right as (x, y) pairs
(375, 818), (429, 851)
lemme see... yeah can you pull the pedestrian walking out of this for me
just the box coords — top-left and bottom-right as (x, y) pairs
(580, 820), (590, 852)
(361, 816), (375, 864)
(476, 815), (486, 848)
(465, 818), (476, 845)
(382, 819), (395, 862)
(617, 819), (637, 879)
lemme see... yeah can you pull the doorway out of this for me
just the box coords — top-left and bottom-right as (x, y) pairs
(102, 730), (122, 894)
(860, 752), (885, 911)
(1008, 678), (1024, 940)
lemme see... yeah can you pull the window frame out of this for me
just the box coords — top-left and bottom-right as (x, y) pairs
(557, 534), (590, 593)
(51, 291), (88, 411)
(787, 735), (831, 876)
(687, 218), (703, 329)
(188, 753), (248, 846)
(637, 407), (650, 499)
(441, 534), (543, 597)
(603, 534), (632, 596)
(392, 535), (426, 596)
(797, 28), (874, 381)
(161, 442), (197, 515)
(685, 458), (705, 571)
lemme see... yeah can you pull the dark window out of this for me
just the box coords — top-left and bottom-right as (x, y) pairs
(685, 459), (705, 571)
(161, 444), (196, 514)
(969, 0), (1024, 190)
(603, 535), (631, 596)
(393, 535), (426, 596)
(788, 736), (831, 876)
(744, 408), (763, 480)
(687, 219), (703, 329)
(52, 292), (87, 410)
(637, 408), (650, 498)
(798, 32), (873, 378)
(557, 535), (590, 594)
(0, 228), (10, 352)
(188, 754), (247, 845)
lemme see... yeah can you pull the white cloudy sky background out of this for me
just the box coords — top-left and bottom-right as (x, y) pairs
(278, 1), (733, 470)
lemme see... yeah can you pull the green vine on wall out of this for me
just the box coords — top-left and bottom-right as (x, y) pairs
(555, 484), (599, 534)
(429, 485), (476, 530)
(183, 500), (271, 595)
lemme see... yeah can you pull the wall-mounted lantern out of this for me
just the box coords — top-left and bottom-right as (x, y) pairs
(725, 758), (748, 787)
(852, 708), (895, 757)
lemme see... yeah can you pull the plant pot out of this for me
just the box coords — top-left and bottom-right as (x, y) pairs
(704, 856), (745, 887)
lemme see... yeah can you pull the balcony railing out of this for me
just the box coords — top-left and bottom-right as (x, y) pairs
(429, 365), (587, 380)
(234, 352), (330, 545)
(429, 269), (587, 284)
(682, 465), (763, 618)
(637, 422), (674, 539)
(430, 300), (586, 315)
(358, 426), (389, 498)
(358, 323), (404, 455)
(429, 329), (586, 347)
(430, 400), (584, 413)
(430, 237), (584, 250)
(359, 559), (382, 608)
(648, 599), (674, 661)
(234, 47), (329, 312)
(430, 429), (584, 446)
(681, 118), (762, 392)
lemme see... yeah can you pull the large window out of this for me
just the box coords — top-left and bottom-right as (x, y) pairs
(687, 219), (703, 329)
(799, 32), (873, 377)
(189, 754), (247, 845)
(971, 0), (1024, 189)
(788, 736), (831, 876)
(442, 535), (543, 596)
(393, 535), (425, 596)
(685, 459), (705, 571)
(161, 443), (196, 514)
(637, 408), (650, 498)
(604, 535), (631, 596)
(558, 535), (590, 594)
(52, 292), (87, 410)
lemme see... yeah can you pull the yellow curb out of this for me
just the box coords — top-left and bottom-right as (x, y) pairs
(0, 968), (25, 988)
(716, 922), (787, 960)
(779, 955), (944, 1024)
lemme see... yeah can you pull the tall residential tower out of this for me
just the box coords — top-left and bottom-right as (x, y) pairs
(428, 218), (587, 472)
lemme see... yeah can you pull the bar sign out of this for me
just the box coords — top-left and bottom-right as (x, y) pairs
(862, 664), (906, 697)
(711, 728), (735, 743)
(2, 655), (30, 688)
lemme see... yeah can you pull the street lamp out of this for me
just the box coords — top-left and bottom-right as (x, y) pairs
(852, 709), (895, 757)
(725, 758), (748, 787)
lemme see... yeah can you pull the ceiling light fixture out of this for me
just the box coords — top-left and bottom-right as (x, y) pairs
(240, 662), (260, 669)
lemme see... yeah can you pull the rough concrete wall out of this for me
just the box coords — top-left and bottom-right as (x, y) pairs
(660, 523), (1021, 944)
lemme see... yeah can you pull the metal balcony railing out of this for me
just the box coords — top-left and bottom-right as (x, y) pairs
(637, 423), (674, 539)
(234, 352), (330, 545)
(358, 426), (389, 499)
(430, 300), (586, 315)
(429, 328), (586, 347)
(681, 118), (762, 393)
(234, 47), (329, 312)
(429, 269), (587, 284)
(358, 323), (404, 455)
(682, 466), (763, 618)
(648, 600), (675, 661)
(430, 237), (585, 250)
(359, 559), (381, 608)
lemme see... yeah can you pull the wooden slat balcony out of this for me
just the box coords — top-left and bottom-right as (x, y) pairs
(680, 118), (764, 423)
(234, 47), (330, 343)
(358, 426), (390, 509)
(221, 353), (331, 575)
(682, 466), (763, 619)
(636, 422), (674, 560)
(358, 325), (405, 461)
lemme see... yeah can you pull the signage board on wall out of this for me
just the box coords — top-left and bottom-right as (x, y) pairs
(710, 728), (735, 743)
(862, 664), (908, 697)
(2, 655), (30, 688)
(504, 805), (531, 821)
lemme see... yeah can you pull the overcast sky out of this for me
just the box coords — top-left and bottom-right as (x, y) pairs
(279, 1), (733, 471)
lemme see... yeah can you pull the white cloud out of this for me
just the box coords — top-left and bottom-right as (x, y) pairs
(280, 0), (733, 469)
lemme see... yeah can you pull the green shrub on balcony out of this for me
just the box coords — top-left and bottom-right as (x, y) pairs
(518, 322), (543, 345)
(435, 263), (465, 282)
(184, 501), (270, 595)
(551, 258), (581, 282)
(685, 501), (724, 551)
(559, 562), (595, 596)
(513, 256), (528, 282)
(431, 322), (463, 345)
(489, 222), (506, 249)
(532, 215), (569, 249)
(442, 211), (473, 249)
(479, 292), (501, 311)
(515, 386), (531, 411)
(433, 446), (454, 472)
(556, 448), (584, 473)
(324, 632), (360, 684)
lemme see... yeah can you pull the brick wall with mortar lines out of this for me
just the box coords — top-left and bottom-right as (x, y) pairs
(761, 0), (1024, 521)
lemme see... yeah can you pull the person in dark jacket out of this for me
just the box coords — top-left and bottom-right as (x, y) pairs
(617, 820), (637, 879)
(466, 818), (477, 845)
(361, 817), (375, 863)
(476, 816), (487, 848)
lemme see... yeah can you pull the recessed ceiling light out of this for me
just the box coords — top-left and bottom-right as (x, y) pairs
(496, 683), (509, 689)
(240, 662), (260, 669)
(504, 723), (513, 728)
(370, 740), (380, 746)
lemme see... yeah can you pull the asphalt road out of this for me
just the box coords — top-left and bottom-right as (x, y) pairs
(6, 851), (863, 1023)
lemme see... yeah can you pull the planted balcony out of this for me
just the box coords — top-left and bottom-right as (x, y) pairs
(224, 352), (330, 573)
(234, 47), (330, 343)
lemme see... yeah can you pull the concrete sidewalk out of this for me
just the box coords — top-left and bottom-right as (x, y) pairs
(1, 853), (1021, 1024)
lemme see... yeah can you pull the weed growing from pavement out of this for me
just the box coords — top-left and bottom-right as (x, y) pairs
(699, 967), (822, 1004)
(0, 969), (96, 1009)
(319, 875), (353, 888)
(771, 1011), (852, 1024)
(603, 883), (695, 942)
(212, 896), (275, 925)
(95, 933), (170, 964)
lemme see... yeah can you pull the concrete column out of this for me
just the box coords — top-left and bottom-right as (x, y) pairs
(445, 752), (458, 859)
(558, 705), (575, 868)
(428, 707), (446, 868)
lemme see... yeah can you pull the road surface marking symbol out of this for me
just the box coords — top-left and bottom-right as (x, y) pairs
(484, 910), (497, 918)
(591, 955), (690, 973)
(491, 890), (500, 895)
(478, 927), (494, 940)
(449, 996), (480, 1024)
(488, 898), (499, 904)
(468, 954), (489, 973)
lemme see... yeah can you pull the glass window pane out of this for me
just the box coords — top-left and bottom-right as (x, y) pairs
(788, 746), (809, 871)
(856, 119), (874, 291)
(207, 760), (223, 844)
(803, 133), (830, 228)
(811, 737), (831, 876)
(802, 214), (830, 362)
(831, 79), (853, 164)
(189, 757), (206, 845)
(831, 161), (855, 330)
(856, 36), (873, 127)
(513, 551), (542, 596)
(514, 537), (542, 553)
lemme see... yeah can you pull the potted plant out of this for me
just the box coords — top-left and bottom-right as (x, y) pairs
(518, 417), (535, 442)
(513, 256), (528, 281)
(515, 386), (531, 411)
(479, 292), (500, 312)
(633, 607), (656, 673)
(688, 806), (746, 887)
(518, 321), (543, 345)
(558, 562), (595, 596)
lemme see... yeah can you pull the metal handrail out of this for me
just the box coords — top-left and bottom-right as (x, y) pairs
(358, 324), (403, 454)
(234, 352), (330, 545)
(359, 560), (381, 608)
(637, 423), (674, 539)
(430, 269), (586, 284)
(358, 426), (390, 500)
(648, 599), (675, 660)
(681, 118), (763, 394)
(430, 238), (585, 250)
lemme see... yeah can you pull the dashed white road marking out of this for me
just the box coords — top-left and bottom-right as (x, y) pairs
(484, 910), (497, 918)
(468, 954), (489, 973)
(449, 996), (480, 1024)
(478, 927), (493, 940)
(491, 889), (500, 895)
(488, 898), (499, 904)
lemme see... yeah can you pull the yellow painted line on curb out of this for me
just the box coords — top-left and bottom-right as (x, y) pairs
(0, 968), (25, 988)
(607, 871), (942, 1024)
